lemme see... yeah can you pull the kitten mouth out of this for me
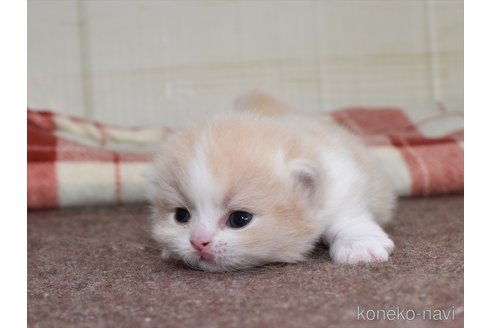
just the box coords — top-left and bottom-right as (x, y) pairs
(199, 252), (215, 263)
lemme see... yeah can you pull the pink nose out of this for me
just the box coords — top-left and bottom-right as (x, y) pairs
(190, 238), (210, 252)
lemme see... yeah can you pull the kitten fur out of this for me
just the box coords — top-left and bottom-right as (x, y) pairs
(148, 91), (395, 272)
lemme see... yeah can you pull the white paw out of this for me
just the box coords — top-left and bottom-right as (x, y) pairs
(330, 235), (394, 264)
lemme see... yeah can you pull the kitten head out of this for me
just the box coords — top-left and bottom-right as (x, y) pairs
(148, 113), (325, 271)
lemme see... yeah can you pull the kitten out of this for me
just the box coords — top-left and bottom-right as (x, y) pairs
(148, 91), (395, 272)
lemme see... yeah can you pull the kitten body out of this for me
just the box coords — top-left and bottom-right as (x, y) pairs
(149, 92), (395, 271)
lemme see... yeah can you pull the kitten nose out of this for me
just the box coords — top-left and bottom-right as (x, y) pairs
(190, 238), (210, 252)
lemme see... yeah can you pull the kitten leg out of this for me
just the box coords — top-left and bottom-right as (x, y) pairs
(325, 211), (394, 264)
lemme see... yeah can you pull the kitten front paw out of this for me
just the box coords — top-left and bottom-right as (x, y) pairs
(329, 235), (394, 264)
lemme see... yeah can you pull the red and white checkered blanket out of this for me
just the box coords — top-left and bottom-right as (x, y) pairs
(27, 106), (463, 209)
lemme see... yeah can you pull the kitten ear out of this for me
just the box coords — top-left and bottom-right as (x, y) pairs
(289, 160), (319, 202)
(235, 90), (292, 116)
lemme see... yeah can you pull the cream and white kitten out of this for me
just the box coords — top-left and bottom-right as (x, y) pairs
(148, 91), (395, 272)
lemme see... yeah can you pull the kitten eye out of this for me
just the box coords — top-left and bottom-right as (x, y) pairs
(175, 208), (191, 224)
(227, 211), (253, 229)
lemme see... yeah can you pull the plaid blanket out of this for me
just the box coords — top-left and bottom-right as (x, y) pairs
(27, 106), (463, 209)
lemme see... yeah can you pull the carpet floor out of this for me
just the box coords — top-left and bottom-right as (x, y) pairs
(28, 196), (464, 328)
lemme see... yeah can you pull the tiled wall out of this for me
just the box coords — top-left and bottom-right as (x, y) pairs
(27, 0), (463, 127)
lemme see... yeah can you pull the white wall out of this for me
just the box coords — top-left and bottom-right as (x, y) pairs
(28, 0), (463, 127)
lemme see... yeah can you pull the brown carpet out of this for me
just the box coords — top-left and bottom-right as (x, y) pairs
(28, 196), (464, 328)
